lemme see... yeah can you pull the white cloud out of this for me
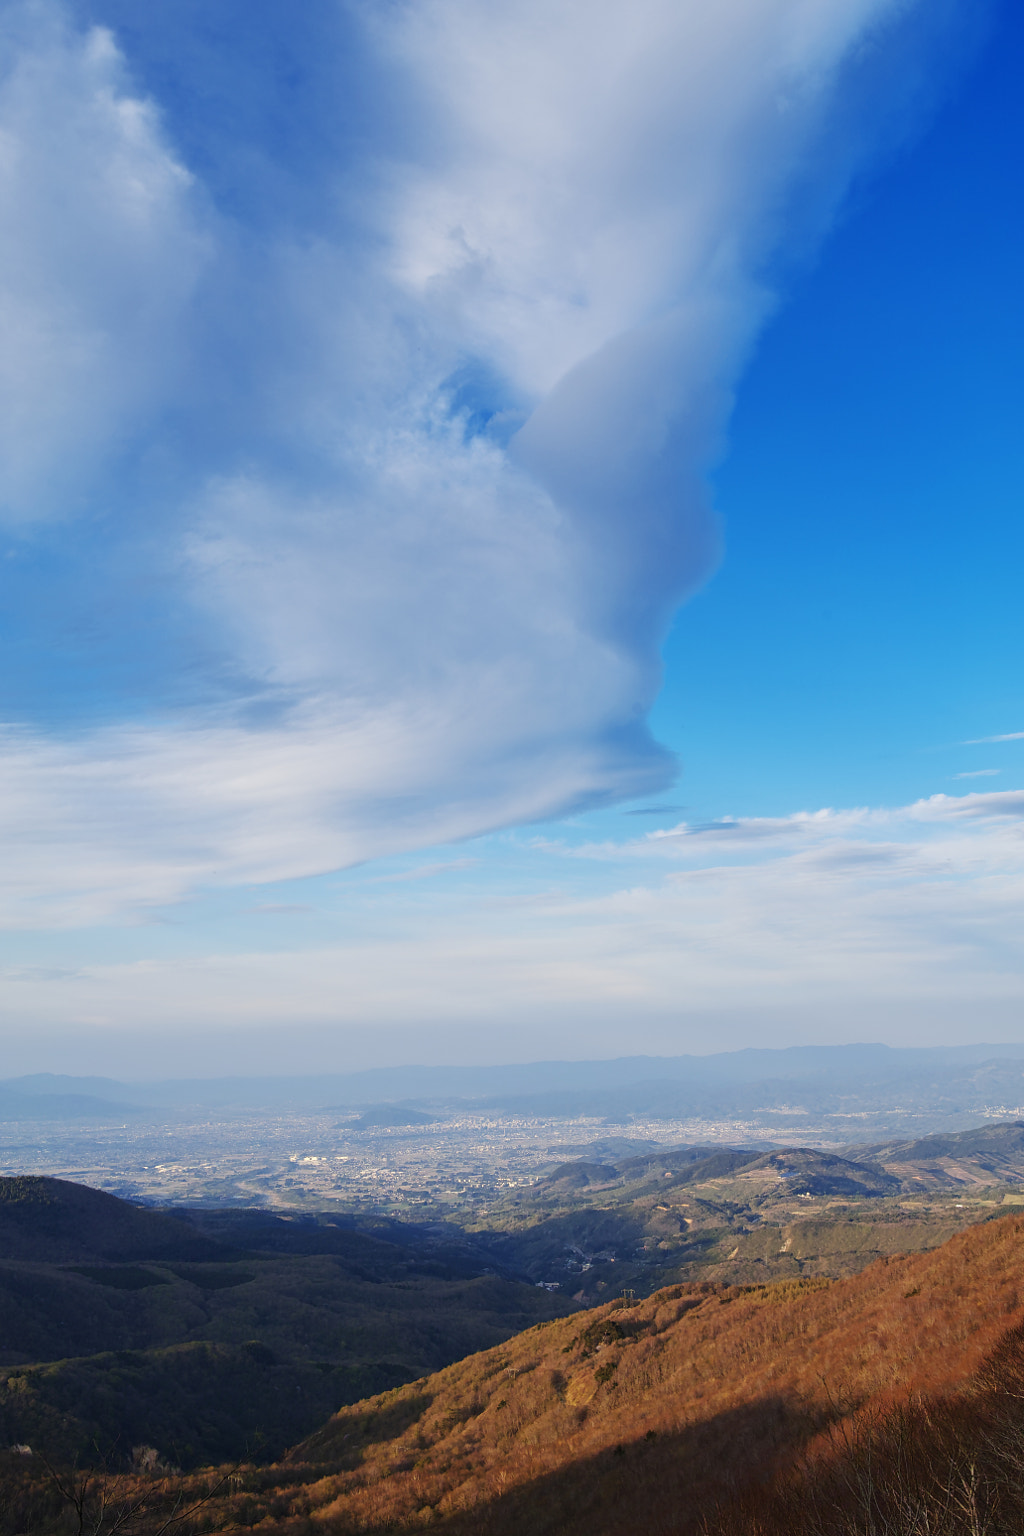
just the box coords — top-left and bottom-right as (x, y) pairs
(0, 0), (965, 917)
(0, 704), (656, 927)
(0, 4), (208, 521)
(3, 788), (1023, 1060)
(538, 790), (1024, 866)
(913, 790), (1024, 822)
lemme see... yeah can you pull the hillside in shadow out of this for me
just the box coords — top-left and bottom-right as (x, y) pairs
(0, 1177), (573, 1466)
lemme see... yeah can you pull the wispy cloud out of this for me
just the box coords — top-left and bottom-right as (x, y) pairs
(5, 786), (1023, 1063)
(369, 860), (479, 885)
(954, 769), (1000, 779)
(964, 733), (1024, 744)
(539, 789), (1024, 863)
(246, 903), (312, 915)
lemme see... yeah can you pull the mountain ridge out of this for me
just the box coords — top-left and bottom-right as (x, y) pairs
(8, 1041), (1024, 1111)
(0, 1176), (231, 1264)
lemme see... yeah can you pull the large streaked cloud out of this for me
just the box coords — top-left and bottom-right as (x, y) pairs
(3, 790), (1022, 1068)
(0, 0), (966, 918)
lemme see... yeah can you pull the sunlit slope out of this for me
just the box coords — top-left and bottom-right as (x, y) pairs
(848, 1120), (1024, 1190)
(469, 1140), (991, 1299)
(187, 1213), (1024, 1535)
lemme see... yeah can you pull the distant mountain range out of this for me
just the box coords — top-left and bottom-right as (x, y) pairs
(6, 1041), (1024, 1123)
(0, 1086), (167, 1123)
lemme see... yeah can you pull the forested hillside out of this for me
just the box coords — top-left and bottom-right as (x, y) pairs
(0, 1177), (571, 1466)
(6, 1210), (1024, 1535)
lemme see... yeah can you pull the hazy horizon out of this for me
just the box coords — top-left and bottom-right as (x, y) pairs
(6, 1037), (1024, 1090)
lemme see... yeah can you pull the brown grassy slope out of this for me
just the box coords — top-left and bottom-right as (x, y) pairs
(138, 1212), (1024, 1535)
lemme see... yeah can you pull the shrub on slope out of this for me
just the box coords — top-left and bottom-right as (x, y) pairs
(711, 1320), (1024, 1534)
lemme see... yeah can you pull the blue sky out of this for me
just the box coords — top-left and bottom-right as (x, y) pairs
(654, 0), (1024, 819)
(0, 0), (1021, 1075)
